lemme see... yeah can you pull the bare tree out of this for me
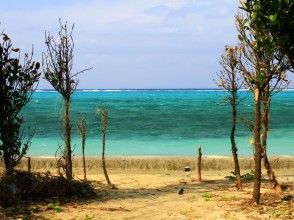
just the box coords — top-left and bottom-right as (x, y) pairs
(77, 116), (87, 180)
(216, 46), (243, 190)
(43, 19), (91, 180)
(98, 106), (112, 186)
(236, 13), (287, 204)
(260, 77), (288, 191)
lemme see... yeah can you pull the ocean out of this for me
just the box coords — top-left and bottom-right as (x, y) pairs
(22, 89), (294, 156)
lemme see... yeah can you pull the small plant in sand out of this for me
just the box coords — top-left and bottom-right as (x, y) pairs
(47, 203), (63, 213)
(97, 106), (113, 187)
(225, 170), (255, 182)
(77, 116), (87, 180)
(0, 32), (41, 174)
(202, 192), (213, 202)
(84, 214), (95, 220)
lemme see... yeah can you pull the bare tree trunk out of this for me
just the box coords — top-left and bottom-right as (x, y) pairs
(64, 98), (72, 180)
(27, 157), (31, 173)
(82, 137), (86, 180)
(261, 88), (281, 191)
(102, 131), (111, 185)
(197, 146), (202, 182)
(253, 88), (262, 204)
(263, 148), (281, 191)
(231, 93), (242, 190)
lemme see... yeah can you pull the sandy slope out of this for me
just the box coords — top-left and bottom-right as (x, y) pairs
(20, 169), (293, 220)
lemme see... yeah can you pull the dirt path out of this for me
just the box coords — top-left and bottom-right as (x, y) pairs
(12, 170), (289, 220)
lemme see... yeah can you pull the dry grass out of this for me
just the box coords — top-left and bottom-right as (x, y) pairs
(1, 156), (293, 174)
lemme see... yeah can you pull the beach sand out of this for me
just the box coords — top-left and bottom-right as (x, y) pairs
(1, 156), (294, 219)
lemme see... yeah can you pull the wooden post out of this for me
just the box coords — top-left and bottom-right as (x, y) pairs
(27, 157), (31, 173)
(197, 146), (202, 182)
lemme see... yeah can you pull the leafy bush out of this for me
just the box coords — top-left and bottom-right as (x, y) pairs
(225, 170), (256, 181)
(202, 192), (213, 201)
(0, 171), (96, 207)
(47, 203), (63, 213)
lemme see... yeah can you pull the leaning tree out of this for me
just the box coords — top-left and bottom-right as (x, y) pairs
(98, 106), (113, 187)
(43, 20), (91, 180)
(216, 46), (243, 190)
(0, 32), (40, 174)
(236, 13), (287, 204)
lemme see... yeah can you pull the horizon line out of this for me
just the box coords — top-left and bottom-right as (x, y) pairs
(36, 87), (294, 91)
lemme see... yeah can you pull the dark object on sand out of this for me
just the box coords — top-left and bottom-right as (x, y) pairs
(281, 195), (294, 201)
(184, 166), (191, 172)
(178, 188), (184, 195)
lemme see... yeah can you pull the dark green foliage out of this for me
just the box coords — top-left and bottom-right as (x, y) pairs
(0, 32), (40, 174)
(242, 0), (294, 70)
(225, 170), (258, 181)
(0, 171), (96, 207)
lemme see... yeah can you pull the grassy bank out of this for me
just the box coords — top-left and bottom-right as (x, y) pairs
(1, 156), (292, 174)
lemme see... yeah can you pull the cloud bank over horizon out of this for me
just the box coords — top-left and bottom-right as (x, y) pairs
(0, 0), (263, 89)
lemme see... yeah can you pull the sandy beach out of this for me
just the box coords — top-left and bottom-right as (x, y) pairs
(1, 156), (293, 219)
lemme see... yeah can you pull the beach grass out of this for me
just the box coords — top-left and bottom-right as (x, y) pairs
(1, 156), (293, 175)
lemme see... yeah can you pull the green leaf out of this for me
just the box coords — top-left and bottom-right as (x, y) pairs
(252, 12), (257, 20)
(243, 18), (250, 28)
(238, 35), (244, 42)
(269, 14), (277, 22)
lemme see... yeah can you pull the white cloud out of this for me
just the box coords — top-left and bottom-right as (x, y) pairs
(0, 0), (241, 88)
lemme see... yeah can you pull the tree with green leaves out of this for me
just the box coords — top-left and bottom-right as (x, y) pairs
(43, 20), (91, 180)
(236, 12), (287, 203)
(242, 0), (294, 71)
(216, 46), (243, 190)
(0, 32), (40, 174)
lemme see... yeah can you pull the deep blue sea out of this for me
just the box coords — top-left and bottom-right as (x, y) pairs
(22, 89), (294, 156)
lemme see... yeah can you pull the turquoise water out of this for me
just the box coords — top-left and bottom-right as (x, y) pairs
(22, 89), (294, 156)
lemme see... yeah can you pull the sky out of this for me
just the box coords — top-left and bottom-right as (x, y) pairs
(0, 0), (258, 89)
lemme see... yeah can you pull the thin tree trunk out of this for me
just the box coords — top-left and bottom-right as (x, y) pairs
(2, 121), (15, 175)
(27, 157), (31, 173)
(253, 88), (262, 204)
(82, 137), (86, 180)
(231, 92), (242, 190)
(102, 131), (111, 185)
(261, 88), (281, 191)
(4, 157), (13, 175)
(197, 146), (202, 182)
(64, 98), (72, 180)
